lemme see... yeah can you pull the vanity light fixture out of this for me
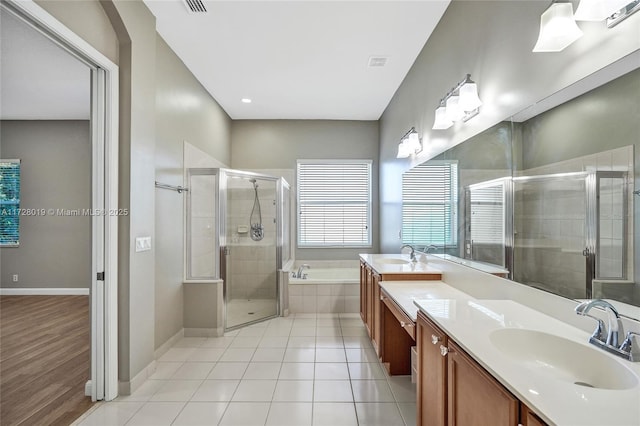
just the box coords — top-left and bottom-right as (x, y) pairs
(574, 0), (631, 21)
(533, 1), (583, 52)
(432, 74), (482, 130)
(396, 127), (422, 159)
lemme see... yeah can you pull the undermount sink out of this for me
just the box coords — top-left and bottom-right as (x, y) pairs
(489, 328), (639, 390)
(377, 258), (411, 265)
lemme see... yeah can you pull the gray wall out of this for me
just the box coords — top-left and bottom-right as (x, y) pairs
(231, 120), (380, 260)
(0, 120), (91, 288)
(379, 0), (640, 254)
(154, 35), (231, 350)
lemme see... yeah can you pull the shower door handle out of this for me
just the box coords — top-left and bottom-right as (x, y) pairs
(223, 246), (230, 256)
(582, 248), (589, 257)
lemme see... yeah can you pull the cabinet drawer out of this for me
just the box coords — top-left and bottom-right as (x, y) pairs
(381, 289), (415, 339)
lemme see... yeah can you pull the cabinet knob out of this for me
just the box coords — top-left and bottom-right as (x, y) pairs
(431, 334), (441, 345)
(380, 295), (384, 301)
(400, 321), (406, 327)
(440, 345), (449, 357)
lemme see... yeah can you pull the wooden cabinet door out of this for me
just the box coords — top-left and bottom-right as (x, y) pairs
(360, 261), (367, 323)
(447, 341), (519, 426)
(520, 404), (547, 426)
(417, 312), (448, 426)
(372, 272), (381, 354)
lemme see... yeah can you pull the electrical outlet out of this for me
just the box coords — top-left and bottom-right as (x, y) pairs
(12, 274), (18, 282)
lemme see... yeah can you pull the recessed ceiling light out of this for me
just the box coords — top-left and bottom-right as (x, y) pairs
(241, 98), (252, 104)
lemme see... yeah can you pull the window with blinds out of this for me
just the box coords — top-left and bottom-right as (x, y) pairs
(297, 160), (372, 247)
(469, 184), (504, 245)
(0, 160), (21, 246)
(402, 161), (457, 246)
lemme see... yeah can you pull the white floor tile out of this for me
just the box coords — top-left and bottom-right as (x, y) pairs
(171, 402), (228, 426)
(340, 318), (365, 327)
(314, 362), (349, 380)
(315, 348), (346, 363)
(339, 313), (360, 319)
(388, 376), (417, 402)
(343, 337), (374, 349)
(150, 380), (202, 402)
(219, 347), (256, 362)
(283, 348), (315, 362)
(355, 402), (405, 426)
(251, 348), (286, 362)
(351, 379), (395, 402)
(278, 362), (315, 380)
(271, 380), (313, 402)
(115, 380), (164, 402)
(172, 337), (206, 348)
(224, 329), (240, 337)
(171, 362), (215, 380)
(207, 362), (248, 380)
(316, 318), (341, 327)
(237, 326), (268, 337)
(293, 318), (316, 327)
(295, 313), (317, 318)
(149, 362), (183, 380)
(316, 313), (341, 318)
(312, 402), (358, 426)
(158, 347), (197, 362)
(315, 336), (344, 348)
(243, 362), (281, 380)
(231, 380), (277, 402)
(398, 402), (417, 426)
(265, 402), (312, 425)
(258, 336), (289, 348)
(125, 402), (185, 426)
(290, 326), (317, 336)
(229, 336), (262, 348)
(316, 327), (342, 336)
(191, 380), (240, 402)
(341, 327), (367, 336)
(313, 380), (353, 402)
(187, 348), (225, 362)
(218, 402), (270, 426)
(287, 336), (316, 348)
(201, 336), (235, 348)
(345, 348), (378, 363)
(78, 401), (142, 426)
(348, 362), (386, 380)
(263, 327), (292, 337)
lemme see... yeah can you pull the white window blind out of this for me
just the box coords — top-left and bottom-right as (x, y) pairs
(297, 160), (372, 247)
(402, 162), (457, 246)
(469, 184), (504, 245)
(0, 159), (21, 246)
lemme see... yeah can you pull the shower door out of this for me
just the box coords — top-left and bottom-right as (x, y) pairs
(221, 170), (280, 330)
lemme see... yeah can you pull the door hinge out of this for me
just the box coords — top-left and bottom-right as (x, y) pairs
(97, 272), (105, 281)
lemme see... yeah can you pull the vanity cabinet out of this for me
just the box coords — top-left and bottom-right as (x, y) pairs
(417, 311), (547, 426)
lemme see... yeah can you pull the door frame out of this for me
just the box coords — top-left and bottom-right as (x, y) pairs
(5, 0), (120, 401)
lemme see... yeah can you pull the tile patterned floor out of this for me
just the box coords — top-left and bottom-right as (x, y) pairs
(75, 313), (416, 426)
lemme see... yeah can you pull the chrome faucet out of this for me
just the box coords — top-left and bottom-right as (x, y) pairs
(619, 331), (640, 362)
(424, 245), (438, 253)
(575, 299), (621, 347)
(400, 244), (417, 262)
(295, 264), (310, 278)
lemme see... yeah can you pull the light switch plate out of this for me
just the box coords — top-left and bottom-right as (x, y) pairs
(135, 236), (152, 252)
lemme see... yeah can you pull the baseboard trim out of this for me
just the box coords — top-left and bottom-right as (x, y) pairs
(0, 288), (90, 296)
(154, 328), (185, 361)
(118, 360), (156, 396)
(184, 327), (223, 337)
(85, 380), (92, 397)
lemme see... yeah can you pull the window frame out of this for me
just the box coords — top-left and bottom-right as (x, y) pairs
(297, 159), (373, 249)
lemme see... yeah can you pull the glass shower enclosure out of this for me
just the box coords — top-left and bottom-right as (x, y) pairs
(186, 168), (290, 331)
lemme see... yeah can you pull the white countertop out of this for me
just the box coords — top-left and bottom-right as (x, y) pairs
(379, 280), (472, 322)
(359, 254), (442, 275)
(432, 253), (509, 275)
(415, 298), (640, 426)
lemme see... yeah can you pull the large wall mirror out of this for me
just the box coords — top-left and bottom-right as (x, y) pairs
(403, 62), (639, 319)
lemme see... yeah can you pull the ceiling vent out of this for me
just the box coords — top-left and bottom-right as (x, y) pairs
(184, 0), (207, 13)
(368, 56), (388, 67)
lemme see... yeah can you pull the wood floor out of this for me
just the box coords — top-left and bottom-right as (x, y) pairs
(0, 295), (94, 426)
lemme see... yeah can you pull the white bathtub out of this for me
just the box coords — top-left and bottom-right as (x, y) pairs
(288, 267), (360, 313)
(289, 268), (359, 284)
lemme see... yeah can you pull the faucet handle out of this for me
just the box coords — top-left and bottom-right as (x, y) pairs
(581, 313), (607, 343)
(619, 331), (640, 353)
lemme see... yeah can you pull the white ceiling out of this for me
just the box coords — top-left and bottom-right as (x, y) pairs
(0, 9), (91, 120)
(144, 0), (450, 120)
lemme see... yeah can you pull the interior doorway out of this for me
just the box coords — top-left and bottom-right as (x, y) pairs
(0, 0), (119, 412)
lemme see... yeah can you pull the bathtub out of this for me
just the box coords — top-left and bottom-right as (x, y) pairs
(287, 266), (360, 314)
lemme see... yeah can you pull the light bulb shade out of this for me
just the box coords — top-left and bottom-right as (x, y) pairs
(396, 141), (411, 158)
(405, 132), (421, 152)
(533, 2), (583, 53)
(574, 0), (630, 21)
(445, 96), (464, 122)
(459, 82), (483, 111)
(433, 106), (453, 130)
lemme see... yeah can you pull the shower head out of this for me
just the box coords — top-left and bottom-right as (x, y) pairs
(249, 178), (256, 183)
(249, 178), (258, 189)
